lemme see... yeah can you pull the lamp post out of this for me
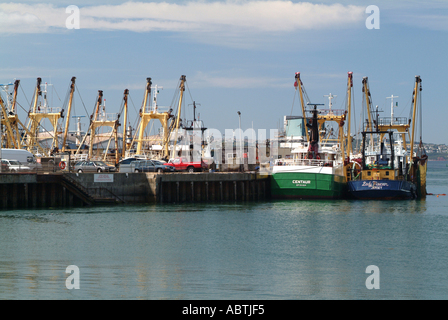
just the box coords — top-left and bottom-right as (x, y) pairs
(237, 111), (243, 172)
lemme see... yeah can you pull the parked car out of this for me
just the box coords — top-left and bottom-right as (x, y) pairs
(167, 157), (208, 172)
(133, 160), (175, 173)
(118, 157), (138, 173)
(1, 159), (31, 172)
(74, 161), (117, 173)
(152, 159), (171, 166)
(1, 160), (8, 172)
(1, 148), (40, 170)
(151, 159), (167, 164)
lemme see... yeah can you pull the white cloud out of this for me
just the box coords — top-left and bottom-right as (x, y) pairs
(0, 10), (46, 33)
(0, 1), (365, 34)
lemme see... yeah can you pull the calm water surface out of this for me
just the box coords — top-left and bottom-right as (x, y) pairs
(1, 161), (447, 299)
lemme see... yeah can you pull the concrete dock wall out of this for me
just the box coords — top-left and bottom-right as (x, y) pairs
(0, 172), (270, 209)
(158, 172), (269, 203)
(67, 172), (158, 204)
(0, 174), (84, 209)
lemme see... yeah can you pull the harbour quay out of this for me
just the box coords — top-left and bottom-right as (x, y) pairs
(0, 172), (271, 209)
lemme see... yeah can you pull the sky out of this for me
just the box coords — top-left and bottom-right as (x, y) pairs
(1, 0), (447, 144)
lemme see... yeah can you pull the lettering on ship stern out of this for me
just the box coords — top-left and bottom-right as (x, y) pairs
(292, 180), (311, 187)
(361, 181), (389, 190)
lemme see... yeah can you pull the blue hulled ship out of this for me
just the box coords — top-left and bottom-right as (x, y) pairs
(347, 75), (426, 200)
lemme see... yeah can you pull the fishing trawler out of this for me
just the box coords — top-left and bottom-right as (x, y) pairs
(270, 72), (354, 199)
(271, 104), (348, 199)
(348, 129), (418, 199)
(348, 75), (427, 200)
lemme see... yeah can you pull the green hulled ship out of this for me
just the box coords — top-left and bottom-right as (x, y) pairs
(270, 72), (353, 199)
(271, 161), (347, 199)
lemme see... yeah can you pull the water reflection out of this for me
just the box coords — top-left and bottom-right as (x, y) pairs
(0, 164), (447, 299)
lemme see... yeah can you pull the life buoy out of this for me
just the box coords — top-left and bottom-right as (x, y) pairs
(316, 155), (321, 160)
(59, 161), (66, 170)
(351, 161), (361, 179)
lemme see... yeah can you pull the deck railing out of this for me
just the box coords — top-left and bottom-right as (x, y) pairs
(275, 158), (337, 167)
(96, 113), (119, 122)
(33, 106), (62, 114)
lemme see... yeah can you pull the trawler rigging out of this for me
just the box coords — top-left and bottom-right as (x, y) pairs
(347, 75), (426, 200)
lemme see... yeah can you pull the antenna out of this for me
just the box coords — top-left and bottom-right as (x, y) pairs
(72, 115), (86, 146)
(151, 84), (163, 112)
(323, 93), (337, 113)
(386, 95), (398, 125)
(189, 101), (201, 122)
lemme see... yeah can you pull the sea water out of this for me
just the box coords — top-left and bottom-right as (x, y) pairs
(0, 161), (447, 300)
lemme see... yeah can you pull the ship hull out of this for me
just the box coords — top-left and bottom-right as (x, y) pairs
(348, 180), (417, 200)
(416, 160), (427, 199)
(271, 168), (347, 199)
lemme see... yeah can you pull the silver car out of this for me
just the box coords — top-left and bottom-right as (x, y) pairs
(133, 160), (175, 173)
(74, 161), (117, 173)
(118, 157), (138, 173)
(1, 159), (31, 172)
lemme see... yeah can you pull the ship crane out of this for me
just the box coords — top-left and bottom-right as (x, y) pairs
(170, 75), (186, 159)
(1, 79), (47, 154)
(134, 77), (173, 159)
(25, 77), (64, 155)
(0, 80), (21, 149)
(132, 75), (186, 160)
(75, 90), (120, 163)
(294, 72), (310, 142)
(61, 77), (76, 152)
(408, 75), (427, 198)
(346, 71), (353, 158)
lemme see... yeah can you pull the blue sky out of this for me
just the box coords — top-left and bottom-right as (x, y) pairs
(1, 0), (447, 144)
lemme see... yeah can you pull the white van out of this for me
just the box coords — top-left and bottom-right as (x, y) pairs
(1, 159), (31, 172)
(0, 149), (40, 170)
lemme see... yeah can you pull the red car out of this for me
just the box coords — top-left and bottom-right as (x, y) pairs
(166, 157), (208, 173)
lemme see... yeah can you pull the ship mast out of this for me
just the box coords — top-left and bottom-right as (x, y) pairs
(62, 77), (76, 152)
(346, 72), (353, 157)
(362, 77), (374, 132)
(362, 76), (376, 153)
(171, 75), (186, 159)
(294, 72), (309, 142)
(11, 80), (19, 114)
(88, 90), (103, 159)
(306, 103), (324, 159)
(324, 93), (337, 114)
(122, 89), (129, 159)
(410, 76), (422, 161)
(386, 94), (398, 125)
